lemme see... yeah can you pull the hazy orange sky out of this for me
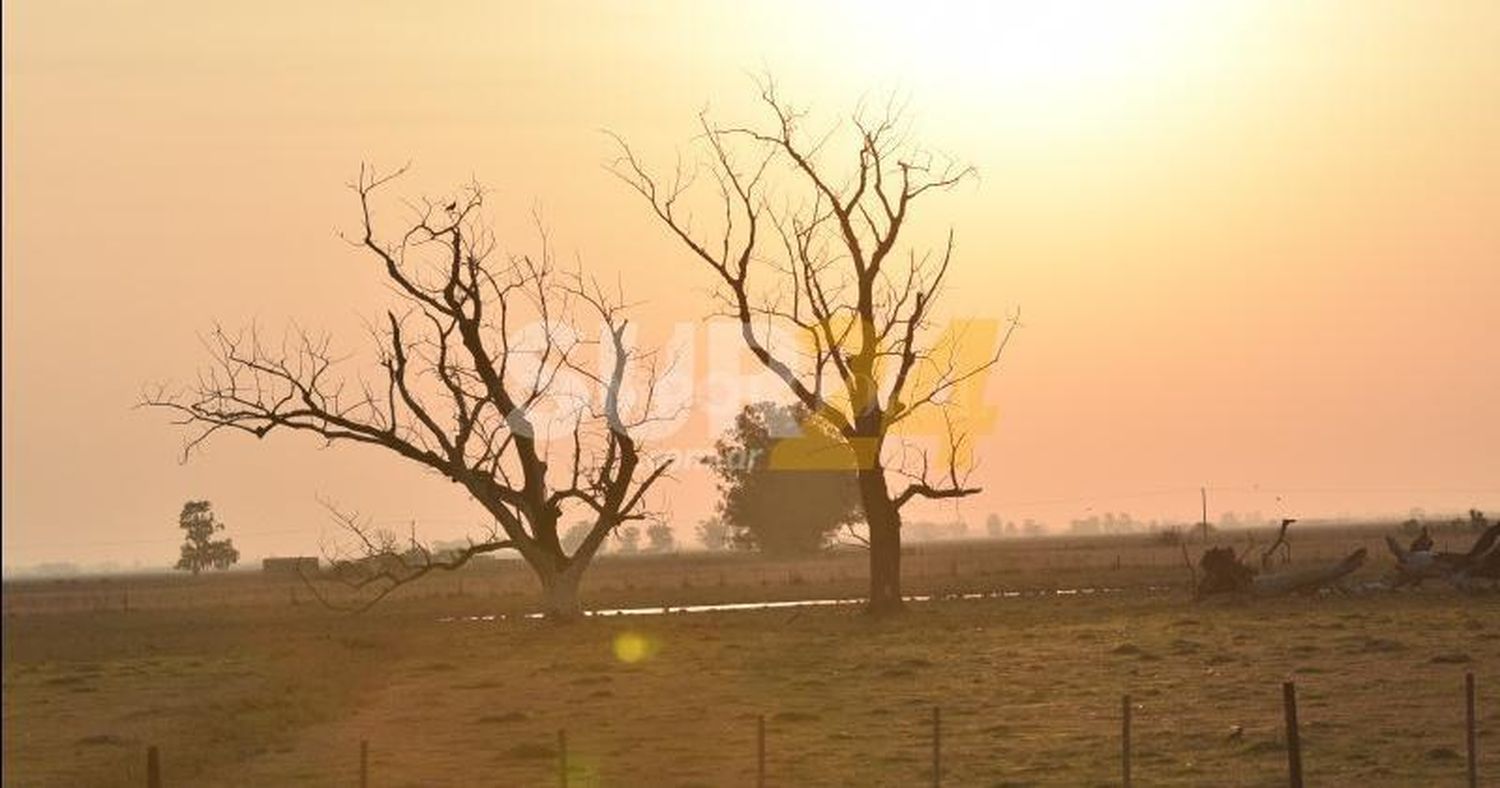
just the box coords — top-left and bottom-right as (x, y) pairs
(4, 1), (1498, 568)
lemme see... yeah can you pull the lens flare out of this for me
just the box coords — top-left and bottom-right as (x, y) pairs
(612, 631), (659, 664)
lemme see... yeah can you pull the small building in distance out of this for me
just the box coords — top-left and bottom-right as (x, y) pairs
(262, 556), (320, 576)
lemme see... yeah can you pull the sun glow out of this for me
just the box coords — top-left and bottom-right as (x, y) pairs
(822, 1), (1225, 130)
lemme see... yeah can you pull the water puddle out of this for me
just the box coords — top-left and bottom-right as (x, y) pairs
(436, 585), (1174, 623)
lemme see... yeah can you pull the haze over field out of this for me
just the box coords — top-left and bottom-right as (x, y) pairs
(4, 1), (1498, 568)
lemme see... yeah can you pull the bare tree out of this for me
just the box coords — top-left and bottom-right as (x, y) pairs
(613, 84), (1016, 614)
(145, 167), (672, 619)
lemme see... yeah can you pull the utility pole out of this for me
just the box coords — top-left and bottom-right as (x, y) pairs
(1200, 487), (1209, 542)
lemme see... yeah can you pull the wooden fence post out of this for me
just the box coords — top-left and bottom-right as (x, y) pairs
(145, 745), (160, 788)
(558, 729), (568, 788)
(1122, 694), (1132, 788)
(1467, 672), (1478, 788)
(931, 705), (942, 788)
(1283, 681), (1303, 788)
(359, 739), (368, 788)
(756, 714), (766, 788)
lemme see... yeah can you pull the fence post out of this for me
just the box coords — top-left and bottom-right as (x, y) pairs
(1283, 681), (1303, 788)
(1122, 694), (1132, 788)
(145, 745), (160, 788)
(756, 714), (766, 788)
(558, 729), (568, 788)
(359, 739), (368, 788)
(931, 705), (942, 788)
(1467, 672), (1478, 788)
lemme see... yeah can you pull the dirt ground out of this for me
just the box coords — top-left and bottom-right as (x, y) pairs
(4, 530), (1497, 786)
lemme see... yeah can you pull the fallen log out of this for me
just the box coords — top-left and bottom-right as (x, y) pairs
(1386, 523), (1500, 590)
(1196, 546), (1367, 598)
(1250, 548), (1366, 596)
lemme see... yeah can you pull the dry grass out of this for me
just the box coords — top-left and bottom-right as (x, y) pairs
(4, 526), (1496, 786)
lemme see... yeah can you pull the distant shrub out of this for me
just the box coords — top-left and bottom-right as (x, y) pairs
(614, 526), (641, 554)
(1154, 527), (1185, 546)
(645, 522), (675, 553)
(174, 500), (239, 575)
(704, 401), (861, 556)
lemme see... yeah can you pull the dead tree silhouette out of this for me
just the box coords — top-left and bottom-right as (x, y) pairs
(613, 83), (1017, 614)
(144, 167), (672, 618)
(1260, 518), (1296, 570)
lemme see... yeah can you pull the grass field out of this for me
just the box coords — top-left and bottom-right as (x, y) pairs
(4, 526), (1496, 786)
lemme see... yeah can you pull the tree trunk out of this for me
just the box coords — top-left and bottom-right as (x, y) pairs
(536, 561), (586, 621)
(510, 509), (588, 622)
(859, 469), (904, 615)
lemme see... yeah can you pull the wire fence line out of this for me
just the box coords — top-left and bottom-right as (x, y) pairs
(128, 675), (1483, 787)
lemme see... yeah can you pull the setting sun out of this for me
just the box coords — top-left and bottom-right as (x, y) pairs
(860, 3), (1196, 94)
(796, 1), (1234, 136)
